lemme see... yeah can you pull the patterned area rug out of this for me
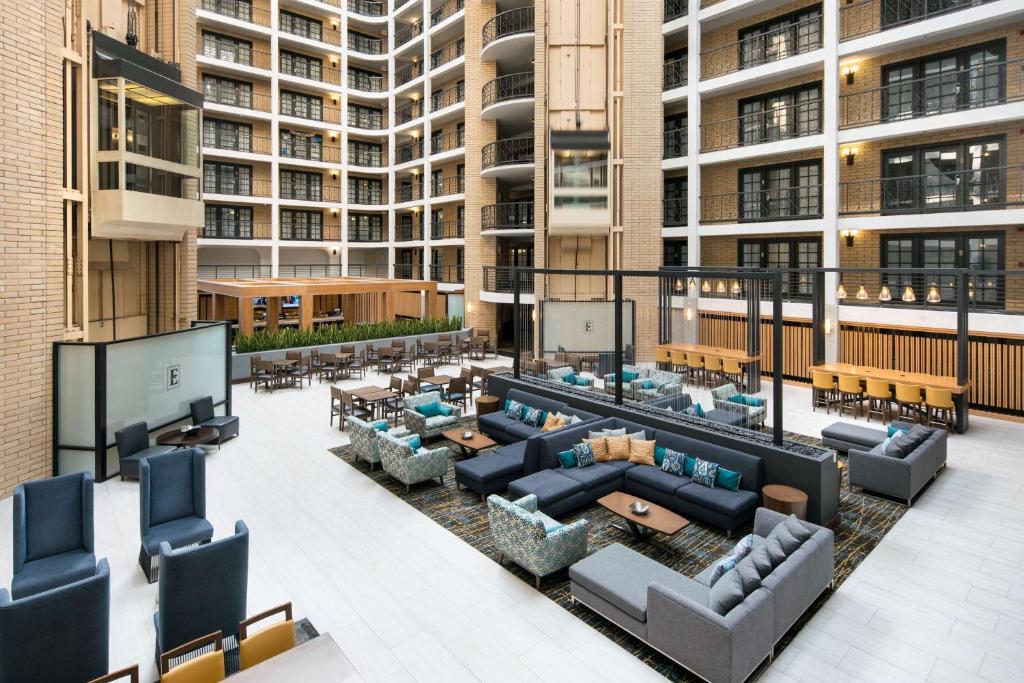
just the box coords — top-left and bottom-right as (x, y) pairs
(330, 419), (906, 681)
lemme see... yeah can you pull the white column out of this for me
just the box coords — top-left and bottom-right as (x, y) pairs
(683, 0), (701, 343)
(822, 0), (840, 360)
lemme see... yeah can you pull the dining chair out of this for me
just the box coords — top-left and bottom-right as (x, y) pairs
(89, 664), (140, 683)
(159, 632), (225, 683)
(422, 341), (440, 367)
(403, 377), (420, 396)
(925, 387), (955, 432)
(248, 355), (262, 390)
(329, 386), (343, 427)
(811, 370), (836, 413)
(865, 378), (893, 424)
(443, 377), (470, 412)
(703, 355), (724, 388)
(655, 347), (672, 371)
(837, 374), (864, 419)
(417, 367), (440, 392)
(318, 352), (338, 383)
(284, 351), (307, 388)
(238, 603), (295, 671)
(722, 357), (745, 392)
(348, 349), (367, 380)
(309, 349), (325, 383)
(685, 353), (704, 386)
(670, 350), (687, 374)
(461, 367), (481, 398)
(895, 383), (925, 424)
(254, 360), (277, 392)
(396, 349), (415, 373)
(480, 367), (493, 395)
(366, 344), (380, 370)
(470, 338), (486, 361)
(342, 391), (373, 429)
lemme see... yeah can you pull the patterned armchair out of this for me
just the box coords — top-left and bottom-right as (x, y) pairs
(403, 392), (462, 439)
(487, 494), (589, 589)
(377, 431), (450, 492)
(602, 364), (648, 400)
(635, 369), (685, 401)
(711, 383), (768, 427)
(346, 416), (411, 470)
(546, 366), (575, 383)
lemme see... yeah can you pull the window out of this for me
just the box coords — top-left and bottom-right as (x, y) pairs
(280, 11), (322, 41)
(280, 130), (322, 161)
(881, 0), (985, 29)
(883, 41), (1005, 122)
(348, 213), (383, 241)
(280, 90), (323, 120)
(280, 209), (323, 240)
(663, 177), (687, 226)
(204, 161), (251, 195)
(202, 0), (252, 21)
(739, 83), (821, 145)
(204, 118), (252, 152)
(202, 31), (252, 65)
(881, 232), (1004, 306)
(348, 103), (382, 128)
(203, 75), (252, 108)
(349, 177), (383, 203)
(348, 140), (382, 166)
(739, 6), (821, 69)
(348, 66), (382, 91)
(881, 136), (1005, 213)
(663, 113), (687, 158)
(738, 237), (820, 298)
(280, 170), (322, 201)
(739, 161), (821, 221)
(280, 50), (323, 81)
(205, 205), (253, 238)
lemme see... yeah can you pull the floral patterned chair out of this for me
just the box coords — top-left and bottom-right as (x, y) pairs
(377, 431), (450, 492)
(346, 416), (411, 470)
(602, 364), (648, 400)
(711, 383), (768, 428)
(487, 494), (589, 589)
(403, 392), (462, 440)
(635, 369), (685, 401)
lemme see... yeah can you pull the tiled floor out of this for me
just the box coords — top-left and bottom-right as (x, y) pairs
(1, 363), (1021, 682)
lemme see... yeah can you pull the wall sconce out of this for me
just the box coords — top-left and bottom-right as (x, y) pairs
(331, 170), (339, 179)
(685, 307), (694, 321)
(332, 248), (338, 256)
(824, 318), (834, 335)
(836, 283), (847, 300)
(466, 301), (473, 313)
(531, 309), (537, 322)
(856, 285), (868, 300)
(878, 284), (892, 302)
(842, 64), (857, 85)
(675, 278), (684, 291)
(840, 229), (857, 247)
(688, 277), (697, 292)
(731, 281), (741, 296)
(329, 133), (337, 141)
(843, 146), (857, 166)
(111, 127), (120, 141)
(331, 208), (339, 216)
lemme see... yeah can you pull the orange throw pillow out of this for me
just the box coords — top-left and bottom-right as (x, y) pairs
(541, 413), (566, 432)
(585, 437), (609, 461)
(605, 435), (631, 461)
(628, 439), (657, 466)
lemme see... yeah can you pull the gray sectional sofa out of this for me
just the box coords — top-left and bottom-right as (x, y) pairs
(476, 388), (599, 444)
(569, 508), (835, 683)
(839, 421), (947, 506)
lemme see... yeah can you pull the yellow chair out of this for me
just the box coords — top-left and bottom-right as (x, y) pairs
(670, 350), (687, 373)
(925, 387), (956, 432)
(685, 353), (704, 385)
(722, 357), (745, 392)
(865, 379), (893, 424)
(89, 665), (139, 683)
(655, 347), (672, 371)
(161, 632), (225, 683)
(239, 603), (296, 670)
(895, 383), (924, 424)
(703, 355), (724, 388)
(837, 374), (864, 419)
(811, 370), (836, 413)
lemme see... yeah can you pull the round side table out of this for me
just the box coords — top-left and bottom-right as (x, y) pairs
(762, 484), (808, 520)
(476, 395), (500, 416)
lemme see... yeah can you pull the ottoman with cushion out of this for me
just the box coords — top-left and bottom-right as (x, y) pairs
(507, 469), (585, 517)
(455, 441), (529, 501)
(704, 409), (747, 427)
(821, 422), (887, 454)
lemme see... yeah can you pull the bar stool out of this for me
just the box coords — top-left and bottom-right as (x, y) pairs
(722, 357), (744, 392)
(655, 347), (672, 371)
(865, 378), (893, 424)
(685, 353), (704, 386)
(670, 350), (687, 374)
(837, 374), (865, 419)
(895, 383), (925, 424)
(811, 370), (836, 413)
(703, 355), (724, 388)
(925, 387), (955, 432)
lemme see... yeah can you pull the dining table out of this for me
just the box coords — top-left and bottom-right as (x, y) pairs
(349, 385), (400, 424)
(654, 342), (761, 364)
(230, 633), (362, 682)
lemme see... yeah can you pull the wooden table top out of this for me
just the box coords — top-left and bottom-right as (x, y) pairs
(598, 491), (689, 536)
(655, 342), (761, 364)
(442, 429), (496, 451)
(762, 484), (808, 504)
(810, 362), (970, 394)
(349, 386), (394, 401)
(156, 426), (219, 447)
(231, 633), (362, 682)
(272, 358), (298, 367)
(424, 375), (452, 386)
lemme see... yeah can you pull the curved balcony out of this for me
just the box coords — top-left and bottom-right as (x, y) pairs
(481, 137), (535, 180)
(431, 0), (465, 26)
(481, 201), (534, 233)
(347, 34), (385, 56)
(482, 72), (534, 121)
(482, 7), (535, 62)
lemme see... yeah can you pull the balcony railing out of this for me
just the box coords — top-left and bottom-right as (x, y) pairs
(201, 45), (271, 69)
(482, 201), (534, 230)
(482, 7), (534, 49)
(838, 165), (1023, 216)
(431, 38), (465, 69)
(198, 264), (272, 279)
(665, 0), (687, 21)
(279, 21), (341, 46)
(395, 61), (424, 86)
(840, 0), (998, 41)
(663, 197), (687, 226)
(348, 0), (385, 17)
(397, 183), (424, 202)
(348, 109), (384, 129)
(430, 130), (464, 155)
(280, 224), (341, 241)
(701, 100), (823, 151)
(203, 130), (272, 155)
(348, 34), (384, 55)
(201, 222), (271, 239)
(281, 142), (341, 163)
(394, 20), (423, 46)
(280, 102), (341, 124)
(200, 0), (270, 27)
(280, 63), (341, 86)
(431, 175), (465, 197)
(349, 264), (389, 278)
(394, 263), (418, 279)
(482, 72), (534, 108)
(431, 82), (465, 110)
(701, 186), (823, 223)
(431, 264), (464, 284)
(483, 265), (535, 293)
(395, 223), (423, 241)
(394, 139), (424, 164)
(206, 90), (271, 112)
(279, 183), (340, 202)
(431, 219), (464, 239)
(348, 225), (386, 242)
(482, 137), (534, 170)
(279, 264), (342, 277)
(663, 129), (687, 159)
(203, 176), (272, 197)
(349, 189), (385, 204)
(702, 15), (822, 79)
(348, 71), (385, 92)
(347, 147), (383, 167)
(431, 0), (464, 26)
(395, 100), (424, 125)
(840, 58), (1023, 129)
(663, 57), (687, 90)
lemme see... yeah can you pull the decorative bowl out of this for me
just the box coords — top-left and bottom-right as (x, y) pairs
(462, 431), (474, 440)
(629, 502), (650, 515)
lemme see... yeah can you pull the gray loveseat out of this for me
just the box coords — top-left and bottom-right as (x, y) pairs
(476, 388), (599, 444)
(845, 422), (947, 506)
(569, 508), (834, 683)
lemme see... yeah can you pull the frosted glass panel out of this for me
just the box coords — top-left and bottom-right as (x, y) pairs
(541, 300), (633, 352)
(57, 344), (95, 447)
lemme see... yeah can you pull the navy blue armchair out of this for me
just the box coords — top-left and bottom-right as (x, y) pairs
(139, 449), (214, 583)
(155, 520), (249, 663)
(12, 472), (96, 600)
(115, 421), (176, 480)
(0, 559), (110, 683)
(190, 396), (240, 446)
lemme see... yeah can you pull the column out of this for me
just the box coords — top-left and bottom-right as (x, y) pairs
(238, 297), (254, 335)
(683, 0), (702, 345)
(299, 292), (313, 330)
(822, 0), (840, 361)
(266, 296), (280, 331)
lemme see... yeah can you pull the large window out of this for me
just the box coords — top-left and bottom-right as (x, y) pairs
(349, 177), (383, 204)
(664, 113), (687, 158)
(202, 31), (252, 65)
(348, 140), (382, 166)
(664, 177), (687, 226)
(883, 41), (1005, 122)
(739, 160), (821, 221)
(882, 136), (1005, 213)
(280, 209), (323, 240)
(204, 205), (253, 238)
(348, 213), (384, 242)
(203, 161), (251, 195)
(280, 170), (322, 201)
(739, 237), (820, 298)
(348, 103), (383, 129)
(203, 75), (252, 108)
(279, 10), (323, 41)
(280, 50), (323, 81)
(739, 6), (822, 68)
(203, 118), (252, 152)
(280, 130), (322, 161)
(881, 232), (1004, 306)
(280, 90), (323, 120)
(739, 82), (821, 145)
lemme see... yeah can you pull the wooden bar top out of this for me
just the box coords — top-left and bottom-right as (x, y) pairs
(810, 362), (970, 394)
(655, 342), (761, 364)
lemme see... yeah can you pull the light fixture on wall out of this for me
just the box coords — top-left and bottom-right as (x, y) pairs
(836, 283), (847, 300)
(901, 285), (916, 303)
(841, 229), (857, 247)
(466, 301), (473, 313)
(701, 279), (711, 294)
(842, 63), (857, 85)
(824, 318), (834, 335)
(878, 284), (892, 302)
(926, 282), (942, 304)
(685, 307), (694, 321)
(842, 146), (858, 166)
(856, 285), (868, 300)
(675, 278), (684, 291)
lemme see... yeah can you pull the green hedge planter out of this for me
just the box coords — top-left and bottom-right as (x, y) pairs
(233, 316), (463, 354)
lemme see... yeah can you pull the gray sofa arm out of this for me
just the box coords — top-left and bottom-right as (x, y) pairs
(848, 447), (911, 498)
(753, 507), (792, 537)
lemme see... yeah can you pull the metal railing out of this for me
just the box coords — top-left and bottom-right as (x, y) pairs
(347, 225), (386, 242)
(482, 72), (534, 108)
(279, 183), (340, 203)
(348, 0), (385, 16)
(430, 219), (464, 239)
(431, 0), (464, 26)
(394, 139), (424, 164)
(663, 57), (687, 90)
(280, 101), (341, 123)
(197, 264), (272, 279)
(431, 176), (464, 197)
(397, 183), (424, 202)
(665, 0), (687, 21)
(483, 265), (535, 293)
(395, 100), (424, 125)
(482, 137), (534, 170)
(348, 264), (389, 278)
(279, 20), (341, 46)
(663, 197), (687, 226)
(431, 82), (465, 110)
(430, 264), (464, 283)
(347, 147), (383, 167)
(663, 129), (687, 159)
(394, 263), (417, 279)
(430, 129), (464, 155)
(206, 90), (271, 112)
(348, 33), (384, 55)
(840, 0), (998, 41)
(395, 61), (423, 86)
(280, 62), (340, 85)
(281, 141), (340, 163)
(203, 176), (272, 197)
(280, 225), (333, 241)
(347, 108), (384, 129)
(201, 44), (271, 69)
(200, 0), (270, 26)
(203, 130), (272, 154)
(701, 99), (823, 151)
(482, 201), (534, 230)
(431, 38), (465, 69)
(840, 57), (1022, 129)
(348, 189), (385, 204)
(200, 222), (271, 239)
(395, 223), (423, 241)
(839, 165), (1023, 216)
(394, 20), (423, 46)
(482, 7), (534, 48)
(279, 264), (342, 277)
(701, 186), (823, 223)
(348, 71), (385, 92)
(702, 15), (822, 79)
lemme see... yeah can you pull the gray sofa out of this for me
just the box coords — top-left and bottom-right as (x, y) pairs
(476, 388), (599, 444)
(846, 422), (947, 506)
(569, 508), (834, 683)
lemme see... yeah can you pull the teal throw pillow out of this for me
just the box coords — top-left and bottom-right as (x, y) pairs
(887, 425), (909, 437)
(641, 380), (656, 390)
(661, 450), (687, 476)
(522, 406), (544, 427)
(563, 372), (577, 384)
(573, 442), (596, 468)
(437, 404), (453, 417)
(683, 404), (705, 418)
(371, 420), (389, 432)
(744, 395), (766, 407)
(406, 435), (421, 450)
(654, 445), (666, 466)
(716, 466), (742, 491)
(416, 402), (442, 417)
(727, 394), (745, 406)
(692, 458), (719, 488)
(576, 377), (592, 386)
(557, 449), (577, 469)
(622, 370), (640, 382)
(684, 455), (696, 476)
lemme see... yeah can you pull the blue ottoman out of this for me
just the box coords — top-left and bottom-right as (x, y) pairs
(508, 469), (584, 513)
(455, 441), (528, 501)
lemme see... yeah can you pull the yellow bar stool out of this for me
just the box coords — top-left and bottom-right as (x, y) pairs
(686, 353), (704, 386)
(837, 374), (865, 419)
(670, 349), (687, 374)
(895, 383), (925, 424)
(655, 347), (672, 371)
(865, 378), (893, 424)
(811, 370), (836, 413)
(722, 357), (745, 392)
(925, 387), (956, 432)
(703, 355), (724, 388)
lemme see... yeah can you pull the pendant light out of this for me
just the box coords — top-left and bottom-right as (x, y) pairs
(716, 280), (726, 294)
(731, 280), (741, 295)
(901, 285), (916, 303)
(688, 277), (697, 291)
(701, 279), (711, 294)
(878, 284), (892, 302)
(836, 283), (847, 300)
(926, 282), (942, 304)
(856, 285), (868, 300)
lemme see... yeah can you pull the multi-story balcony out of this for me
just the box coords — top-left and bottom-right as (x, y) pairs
(663, 57), (687, 91)
(431, 38), (465, 70)
(430, 130), (464, 155)
(347, 146), (383, 167)
(348, 33), (384, 55)
(279, 182), (340, 203)
(838, 165), (1024, 216)
(203, 129), (272, 155)
(281, 135), (341, 162)
(483, 265), (535, 293)
(280, 100), (341, 124)
(430, 264), (464, 284)
(281, 224), (341, 241)
(348, 71), (385, 92)
(348, 188), (385, 205)
(348, 107), (384, 129)
(482, 72), (534, 120)
(397, 183), (424, 202)
(701, 99), (823, 152)
(349, 264), (390, 278)
(280, 59), (340, 86)
(431, 175), (465, 197)
(395, 223), (424, 241)
(481, 201), (534, 231)
(200, 42), (271, 70)
(279, 16), (341, 46)
(481, 137), (534, 177)
(394, 139), (424, 164)
(348, 225), (386, 242)
(395, 62), (424, 87)
(394, 263), (417, 279)
(431, 0), (465, 26)
(431, 82), (465, 111)
(395, 100), (425, 125)
(394, 20), (423, 47)
(482, 7), (535, 53)
(198, 264), (273, 278)
(199, 0), (270, 27)
(663, 197), (687, 226)
(205, 88), (271, 112)
(203, 175), (272, 197)
(664, 0), (687, 22)
(840, 0), (999, 41)
(701, 186), (822, 224)
(201, 221), (272, 239)
(701, 15), (822, 80)
(431, 219), (464, 239)
(663, 129), (687, 159)
(348, 0), (385, 17)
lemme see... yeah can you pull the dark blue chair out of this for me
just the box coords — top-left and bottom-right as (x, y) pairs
(0, 559), (110, 683)
(189, 396), (240, 446)
(115, 421), (176, 480)
(12, 472), (96, 600)
(155, 521), (249, 664)
(139, 449), (214, 583)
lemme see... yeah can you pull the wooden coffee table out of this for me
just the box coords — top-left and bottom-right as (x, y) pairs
(156, 426), (219, 449)
(442, 429), (496, 458)
(598, 491), (689, 551)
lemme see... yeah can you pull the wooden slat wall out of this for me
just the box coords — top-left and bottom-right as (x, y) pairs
(697, 313), (813, 382)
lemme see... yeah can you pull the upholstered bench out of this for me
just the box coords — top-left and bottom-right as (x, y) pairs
(454, 441), (529, 501)
(821, 422), (886, 454)
(705, 409), (747, 427)
(508, 469), (584, 513)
